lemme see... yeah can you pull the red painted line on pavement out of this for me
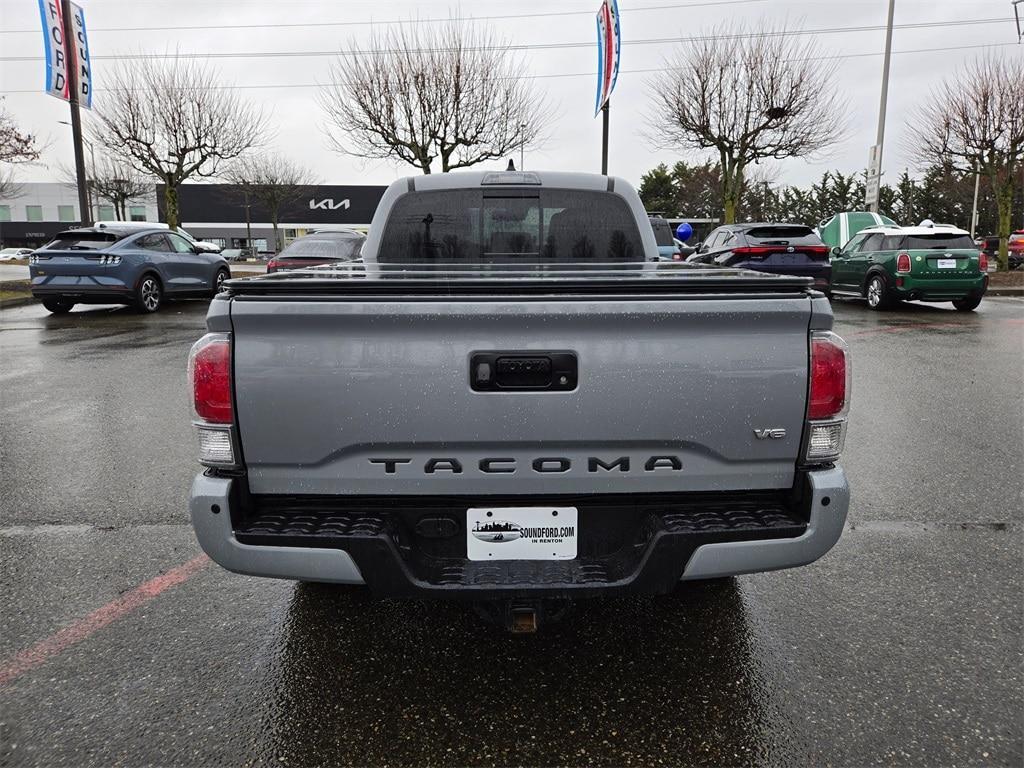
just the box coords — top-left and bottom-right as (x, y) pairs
(0, 554), (209, 688)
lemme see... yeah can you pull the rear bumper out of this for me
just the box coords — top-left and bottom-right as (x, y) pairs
(31, 275), (134, 303)
(894, 274), (987, 301)
(190, 468), (848, 597)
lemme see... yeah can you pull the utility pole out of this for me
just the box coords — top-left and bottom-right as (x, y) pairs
(60, 0), (90, 226)
(969, 162), (981, 239)
(868, 0), (896, 213)
(600, 102), (610, 175)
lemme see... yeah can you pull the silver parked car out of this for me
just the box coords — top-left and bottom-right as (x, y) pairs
(0, 247), (34, 261)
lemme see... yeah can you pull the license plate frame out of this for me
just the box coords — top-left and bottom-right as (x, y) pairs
(466, 506), (578, 561)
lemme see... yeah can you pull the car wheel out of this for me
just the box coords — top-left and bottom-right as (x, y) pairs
(952, 295), (982, 312)
(865, 274), (891, 311)
(211, 268), (230, 297)
(135, 274), (163, 313)
(41, 297), (74, 314)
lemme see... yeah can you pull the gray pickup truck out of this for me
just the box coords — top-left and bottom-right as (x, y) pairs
(188, 170), (850, 629)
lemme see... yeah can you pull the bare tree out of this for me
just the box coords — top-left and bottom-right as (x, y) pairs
(319, 21), (546, 174)
(1, 97), (41, 198)
(91, 159), (153, 220)
(60, 156), (152, 220)
(647, 23), (845, 223)
(90, 56), (267, 229)
(906, 54), (1024, 269)
(224, 153), (318, 251)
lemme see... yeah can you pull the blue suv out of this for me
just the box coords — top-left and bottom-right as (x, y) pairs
(30, 225), (231, 314)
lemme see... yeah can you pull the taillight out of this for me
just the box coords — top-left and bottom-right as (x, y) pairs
(732, 245), (829, 259)
(189, 334), (232, 422)
(805, 331), (851, 464)
(896, 252), (911, 273)
(979, 252), (988, 272)
(809, 334), (847, 419)
(188, 333), (236, 466)
(731, 246), (773, 258)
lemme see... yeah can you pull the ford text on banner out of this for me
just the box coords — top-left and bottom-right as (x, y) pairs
(69, 2), (92, 109)
(37, 0), (70, 102)
(594, 0), (621, 116)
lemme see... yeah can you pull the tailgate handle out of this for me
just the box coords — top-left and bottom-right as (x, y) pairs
(471, 352), (577, 391)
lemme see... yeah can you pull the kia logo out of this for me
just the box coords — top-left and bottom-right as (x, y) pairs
(309, 198), (350, 211)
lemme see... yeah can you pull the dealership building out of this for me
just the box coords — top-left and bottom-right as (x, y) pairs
(0, 182), (387, 251)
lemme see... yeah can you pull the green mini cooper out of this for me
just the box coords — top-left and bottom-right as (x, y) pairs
(830, 225), (988, 311)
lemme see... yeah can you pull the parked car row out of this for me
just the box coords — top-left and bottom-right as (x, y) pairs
(25, 224), (368, 314)
(667, 215), (992, 312)
(17, 209), (1009, 315)
(976, 231), (1024, 271)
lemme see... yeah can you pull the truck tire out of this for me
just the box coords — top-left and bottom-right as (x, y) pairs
(952, 295), (983, 312)
(135, 274), (163, 313)
(865, 274), (892, 311)
(41, 297), (74, 314)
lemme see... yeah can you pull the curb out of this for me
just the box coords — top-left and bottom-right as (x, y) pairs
(986, 287), (1024, 296)
(0, 296), (36, 310)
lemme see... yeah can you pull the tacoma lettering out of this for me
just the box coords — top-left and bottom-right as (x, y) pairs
(367, 456), (683, 474)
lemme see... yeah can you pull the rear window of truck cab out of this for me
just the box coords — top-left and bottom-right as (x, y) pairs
(377, 189), (646, 265)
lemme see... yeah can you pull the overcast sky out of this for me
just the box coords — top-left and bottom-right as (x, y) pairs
(0, 0), (1019, 192)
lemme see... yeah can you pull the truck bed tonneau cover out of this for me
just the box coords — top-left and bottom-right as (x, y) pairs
(223, 263), (816, 298)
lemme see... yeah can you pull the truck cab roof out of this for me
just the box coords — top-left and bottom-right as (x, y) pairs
(403, 169), (618, 192)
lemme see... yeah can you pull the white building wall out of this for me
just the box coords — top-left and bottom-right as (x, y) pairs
(0, 182), (159, 223)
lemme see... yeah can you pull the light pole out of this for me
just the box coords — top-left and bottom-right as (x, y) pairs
(868, 0), (896, 213)
(969, 162), (981, 239)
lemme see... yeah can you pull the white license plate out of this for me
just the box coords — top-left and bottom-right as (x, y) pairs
(937, 259), (957, 269)
(466, 507), (578, 561)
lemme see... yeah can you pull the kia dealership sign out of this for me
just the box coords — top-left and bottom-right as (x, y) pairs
(309, 198), (350, 211)
(158, 184), (386, 225)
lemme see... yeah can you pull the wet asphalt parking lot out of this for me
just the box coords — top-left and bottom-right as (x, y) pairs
(1, 294), (1022, 767)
